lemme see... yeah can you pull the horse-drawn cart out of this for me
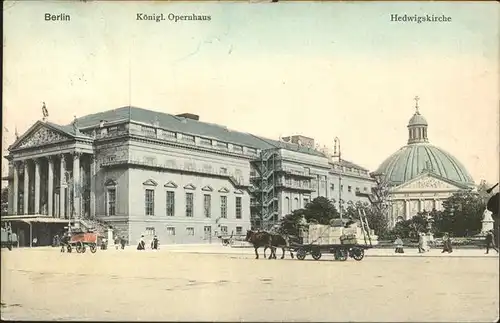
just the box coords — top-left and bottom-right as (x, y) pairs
(62, 230), (98, 254)
(293, 211), (378, 262)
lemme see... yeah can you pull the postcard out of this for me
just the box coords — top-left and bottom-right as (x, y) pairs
(1, 1), (498, 322)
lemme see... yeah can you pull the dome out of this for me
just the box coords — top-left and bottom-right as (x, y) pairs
(375, 143), (475, 186)
(408, 111), (428, 126)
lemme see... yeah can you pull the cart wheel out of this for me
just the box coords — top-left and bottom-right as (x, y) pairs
(336, 248), (348, 261)
(296, 248), (306, 260)
(81, 245), (87, 253)
(90, 244), (97, 254)
(311, 249), (322, 261)
(352, 248), (365, 261)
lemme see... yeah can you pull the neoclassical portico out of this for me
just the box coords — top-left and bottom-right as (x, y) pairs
(6, 121), (96, 220)
(387, 171), (472, 226)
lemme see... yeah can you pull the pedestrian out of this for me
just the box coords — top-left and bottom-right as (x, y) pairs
(441, 233), (453, 253)
(114, 236), (121, 250)
(485, 230), (499, 254)
(32, 237), (38, 247)
(120, 236), (126, 249)
(137, 235), (146, 250)
(394, 235), (404, 254)
(418, 232), (425, 253)
(151, 235), (159, 250)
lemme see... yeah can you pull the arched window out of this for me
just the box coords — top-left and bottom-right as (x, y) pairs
(285, 197), (291, 213)
(294, 197), (299, 210)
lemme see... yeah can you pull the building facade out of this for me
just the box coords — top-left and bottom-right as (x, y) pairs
(374, 102), (476, 227)
(5, 106), (374, 244)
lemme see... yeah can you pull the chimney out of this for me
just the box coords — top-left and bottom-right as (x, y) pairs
(176, 113), (199, 121)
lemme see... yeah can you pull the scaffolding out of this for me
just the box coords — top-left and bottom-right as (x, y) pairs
(250, 149), (280, 230)
(250, 148), (316, 231)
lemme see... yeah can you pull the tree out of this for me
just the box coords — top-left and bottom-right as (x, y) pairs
(278, 197), (338, 235)
(1, 187), (8, 215)
(302, 196), (339, 224)
(434, 190), (485, 237)
(344, 202), (389, 238)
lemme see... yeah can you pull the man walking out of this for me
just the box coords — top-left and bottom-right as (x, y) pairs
(485, 230), (498, 254)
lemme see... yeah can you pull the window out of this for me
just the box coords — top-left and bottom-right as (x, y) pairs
(220, 167), (228, 175)
(330, 184), (335, 190)
(221, 226), (228, 234)
(200, 138), (212, 146)
(364, 187), (368, 192)
(341, 185), (344, 191)
(204, 194), (211, 218)
(163, 130), (176, 138)
(235, 197), (242, 219)
(186, 227), (195, 236)
(145, 227), (155, 236)
(247, 147), (257, 155)
(285, 197), (291, 213)
(186, 193), (194, 217)
(356, 187), (360, 193)
(166, 191), (175, 216)
(145, 189), (155, 216)
(107, 188), (116, 216)
(348, 186), (352, 193)
(294, 197), (299, 209)
(221, 196), (227, 218)
(181, 134), (195, 142)
(166, 227), (176, 236)
(304, 198), (309, 206)
(236, 226), (242, 235)
(217, 141), (228, 149)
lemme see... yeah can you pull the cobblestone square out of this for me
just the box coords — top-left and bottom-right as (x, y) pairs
(1, 247), (498, 322)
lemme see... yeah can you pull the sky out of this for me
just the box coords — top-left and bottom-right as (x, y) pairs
(2, 1), (499, 184)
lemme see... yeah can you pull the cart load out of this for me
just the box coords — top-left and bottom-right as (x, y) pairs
(305, 223), (379, 246)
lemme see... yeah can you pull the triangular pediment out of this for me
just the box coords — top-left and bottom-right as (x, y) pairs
(392, 173), (468, 192)
(10, 121), (74, 150)
(143, 179), (158, 186)
(234, 189), (244, 195)
(184, 183), (196, 190)
(201, 185), (213, 192)
(105, 179), (117, 186)
(164, 181), (178, 189)
(218, 187), (230, 193)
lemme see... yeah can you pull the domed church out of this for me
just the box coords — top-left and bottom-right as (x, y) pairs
(374, 97), (476, 227)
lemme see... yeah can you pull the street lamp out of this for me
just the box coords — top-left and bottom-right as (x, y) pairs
(333, 137), (342, 221)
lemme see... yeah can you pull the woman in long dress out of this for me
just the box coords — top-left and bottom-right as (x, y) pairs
(441, 233), (453, 253)
(394, 235), (404, 253)
(137, 235), (146, 250)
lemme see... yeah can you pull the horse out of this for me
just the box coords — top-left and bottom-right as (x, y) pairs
(245, 230), (275, 259)
(263, 233), (295, 259)
(486, 183), (499, 219)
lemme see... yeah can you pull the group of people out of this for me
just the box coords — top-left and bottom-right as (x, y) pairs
(394, 230), (498, 254)
(137, 235), (160, 250)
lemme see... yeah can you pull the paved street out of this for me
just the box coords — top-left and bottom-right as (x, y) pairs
(1, 246), (499, 322)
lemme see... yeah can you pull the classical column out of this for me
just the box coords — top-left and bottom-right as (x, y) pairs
(23, 161), (29, 214)
(34, 159), (41, 214)
(73, 152), (81, 220)
(80, 157), (85, 217)
(89, 155), (96, 218)
(404, 200), (410, 220)
(47, 156), (54, 217)
(13, 162), (19, 215)
(59, 154), (66, 219)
